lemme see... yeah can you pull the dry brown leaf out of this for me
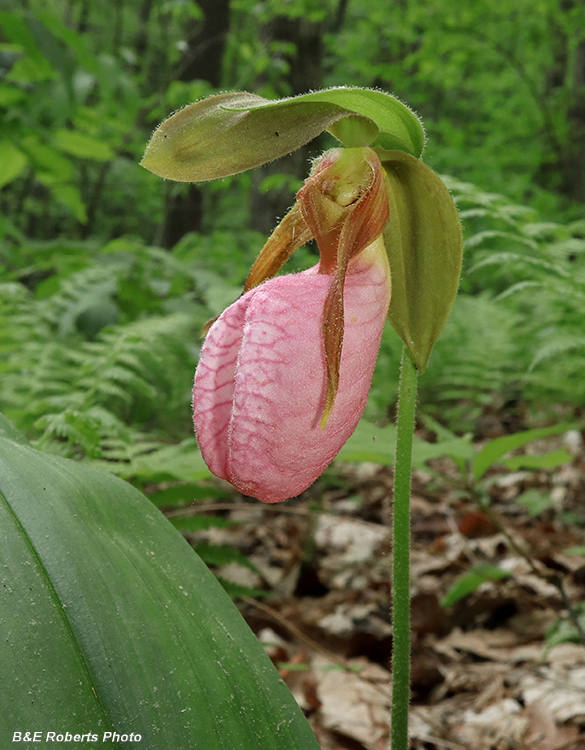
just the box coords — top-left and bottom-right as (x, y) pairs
(522, 699), (581, 749)
(313, 656), (391, 750)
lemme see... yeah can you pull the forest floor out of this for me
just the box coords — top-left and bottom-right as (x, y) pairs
(166, 429), (585, 750)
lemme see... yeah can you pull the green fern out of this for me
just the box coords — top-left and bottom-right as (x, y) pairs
(0, 238), (206, 470)
(42, 263), (123, 336)
(440, 176), (585, 414)
(3, 181), (584, 466)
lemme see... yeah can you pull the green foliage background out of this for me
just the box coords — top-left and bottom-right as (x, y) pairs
(1, 0), (584, 483)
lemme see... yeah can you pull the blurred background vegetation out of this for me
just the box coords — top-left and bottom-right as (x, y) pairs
(1, 0), (584, 489)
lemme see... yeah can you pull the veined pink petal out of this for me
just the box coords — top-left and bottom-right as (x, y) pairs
(193, 238), (390, 503)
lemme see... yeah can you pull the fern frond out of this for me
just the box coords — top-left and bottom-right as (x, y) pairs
(34, 410), (102, 458)
(529, 335), (585, 372)
(42, 264), (123, 336)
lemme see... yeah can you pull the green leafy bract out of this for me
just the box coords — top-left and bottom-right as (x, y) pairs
(140, 87), (424, 182)
(380, 150), (463, 371)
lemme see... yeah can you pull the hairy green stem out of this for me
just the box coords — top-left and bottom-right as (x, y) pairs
(391, 346), (418, 749)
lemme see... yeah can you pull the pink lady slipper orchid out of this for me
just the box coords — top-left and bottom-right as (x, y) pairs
(193, 148), (391, 503)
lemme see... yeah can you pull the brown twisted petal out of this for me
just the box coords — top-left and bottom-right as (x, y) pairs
(297, 149), (390, 426)
(244, 204), (313, 293)
(201, 203), (312, 337)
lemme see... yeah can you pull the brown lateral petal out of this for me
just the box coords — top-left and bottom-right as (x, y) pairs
(244, 203), (313, 292)
(203, 203), (310, 337)
(298, 149), (389, 426)
(320, 270), (345, 428)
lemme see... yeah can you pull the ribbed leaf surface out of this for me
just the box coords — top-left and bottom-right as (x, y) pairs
(0, 416), (319, 749)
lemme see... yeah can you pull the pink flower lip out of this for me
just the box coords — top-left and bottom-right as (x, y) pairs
(193, 238), (390, 503)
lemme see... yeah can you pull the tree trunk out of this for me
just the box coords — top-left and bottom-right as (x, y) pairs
(539, 0), (585, 202)
(135, 0), (154, 62)
(250, 14), (323, 235)
(77, 0), (90, 34)
(176, 0), (230, 87)
(161, 0), (231, 248)
(566, 36), (585, 201)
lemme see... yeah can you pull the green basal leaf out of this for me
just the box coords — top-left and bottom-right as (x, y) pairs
(412, 435), (474, 468)
(502, 448), (572, 471)
(515, 490), (554, 517)
(0, 413), (29, 444)
(564, 546), (585, 556)
(141, 87), (424, 182)
(0, 415), (319, 749)
(473, 423), (576, 480)
(441, 564), (510, 608)
(380, 150), (463, 371)
(545, 605), (585, 651)
(336, 418), (473, 469)
(336, 419), (397, 465)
